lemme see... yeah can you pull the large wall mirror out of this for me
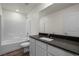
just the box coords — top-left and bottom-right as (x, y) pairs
(40, 4), (79, 37)
(64, 12), (79, 37)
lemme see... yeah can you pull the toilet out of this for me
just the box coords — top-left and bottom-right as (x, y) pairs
(20, 41), (30, 53)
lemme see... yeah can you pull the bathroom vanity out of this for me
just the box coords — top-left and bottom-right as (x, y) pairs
(30, 33), (79, 56)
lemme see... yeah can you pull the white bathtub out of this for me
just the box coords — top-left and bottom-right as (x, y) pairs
(0, 37), (29, 55)
(1, 37), (28, 46)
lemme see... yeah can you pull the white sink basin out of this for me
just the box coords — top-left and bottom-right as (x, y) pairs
(39, 37), (54, 41)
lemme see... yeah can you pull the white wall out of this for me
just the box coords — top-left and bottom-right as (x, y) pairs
(27, 10), (40, 35)
(40, 4), (79, 36)
(0, 4), (2, 46)
(2, 9), (27, 41)
(0, 4), (2, 15)
(0, 15), (1, 46)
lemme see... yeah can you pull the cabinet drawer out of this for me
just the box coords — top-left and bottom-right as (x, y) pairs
(36, 40), (47, 50)
(48, 45), (76, 56)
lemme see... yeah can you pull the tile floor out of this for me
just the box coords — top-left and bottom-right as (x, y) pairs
(1, 48), (29, 56)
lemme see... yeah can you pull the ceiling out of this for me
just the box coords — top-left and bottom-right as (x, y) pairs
(40, 3), (77, 17)
(1, 3), (77, 15)
(1, 3), (41, 14)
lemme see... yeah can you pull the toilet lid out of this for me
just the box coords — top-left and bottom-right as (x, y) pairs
(21, 42), (30, 47)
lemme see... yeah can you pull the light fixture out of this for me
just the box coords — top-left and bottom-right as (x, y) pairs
(16, 9), (19, 12)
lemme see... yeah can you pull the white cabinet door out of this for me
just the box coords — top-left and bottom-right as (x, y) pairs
(36, 40), (47, 49)
(36, 40), (47, 56)
(48, 45), (76, 56)
(30, 38), (36, 56)
(36, 45), (47, 56)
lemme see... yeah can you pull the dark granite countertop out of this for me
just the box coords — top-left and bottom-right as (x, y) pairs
(30, 35), (79, 55)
